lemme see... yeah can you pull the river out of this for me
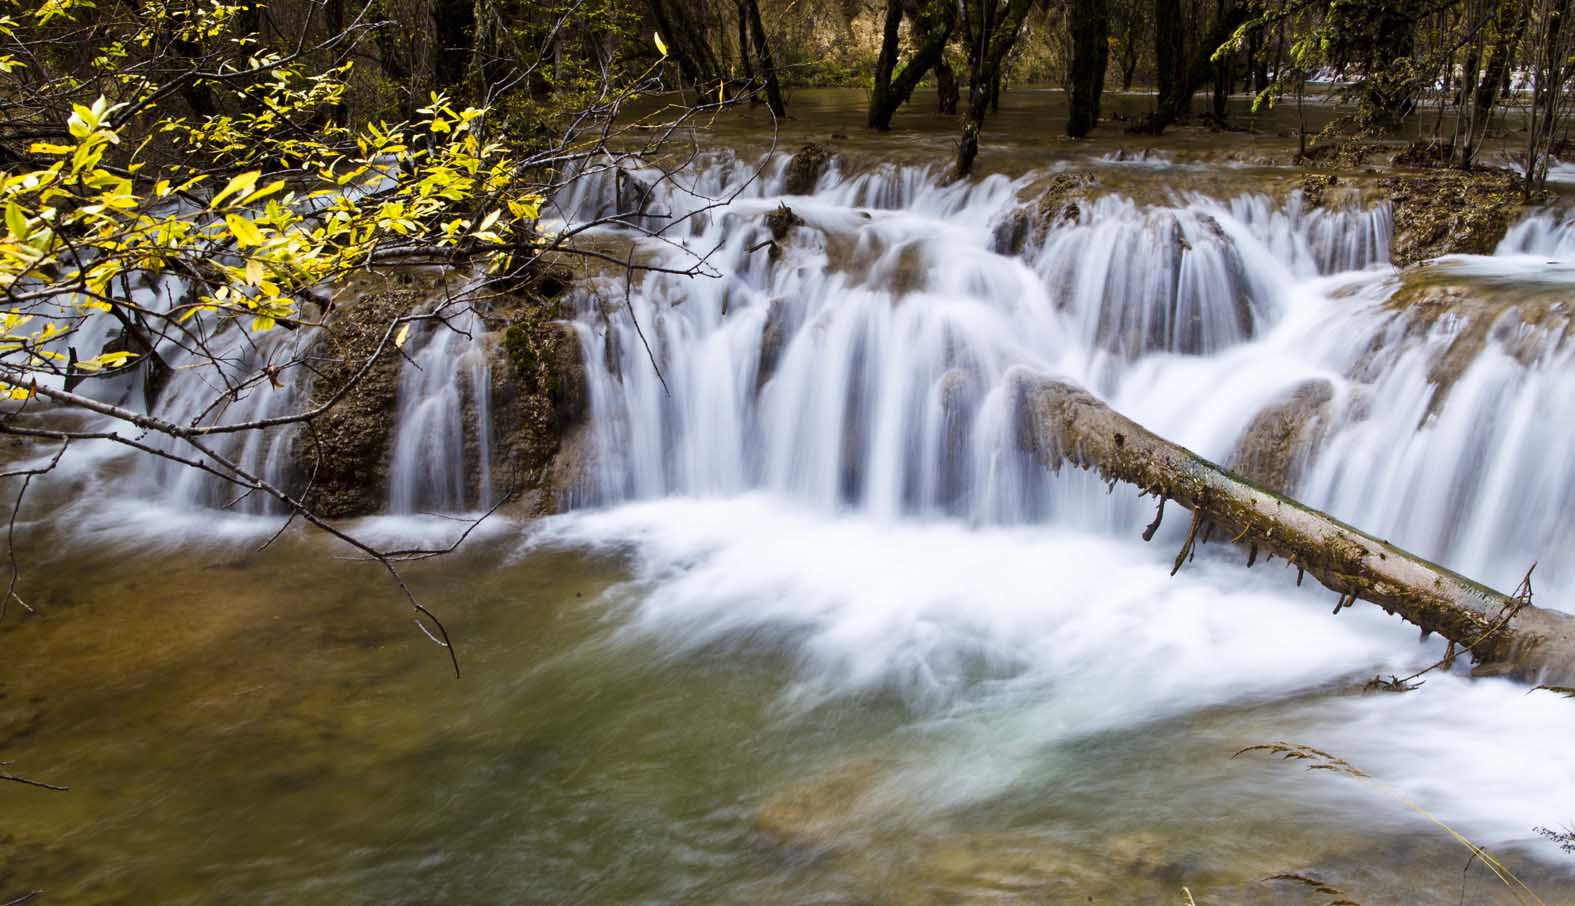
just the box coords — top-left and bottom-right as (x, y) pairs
(4, 89), (1574, 904)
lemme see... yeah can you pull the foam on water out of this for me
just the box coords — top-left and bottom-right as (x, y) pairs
(530, 151), (1575, 860)
(23, 148), (1575, 864)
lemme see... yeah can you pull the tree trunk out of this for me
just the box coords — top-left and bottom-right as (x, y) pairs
(869, 0), (904, 128)
(1152, 0), (1187, 125)
(1462, 0), (1529, 167)
(744, 0), (786, 117)
(1014, 374), (1575, 683)
(732, 0), (758, 106)
(936, 56), (960, 113)
(1066, 0), (1110, 137)
(953, 0), (1033, 179)
(649, 0), (721, 87)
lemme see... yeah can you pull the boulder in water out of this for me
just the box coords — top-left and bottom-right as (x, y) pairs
(990, 208), (1033, 256)
(756, 297), (795, 392)
(1378, 169), (1531, 266)
(493, 317), (590, 513)
(785, 143), (832, 196)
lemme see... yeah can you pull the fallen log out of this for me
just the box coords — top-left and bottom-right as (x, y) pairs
(1012, 370), (1575, 684)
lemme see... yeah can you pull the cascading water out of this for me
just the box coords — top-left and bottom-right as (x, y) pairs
(563, 157), (1410, 525)
(526, 151), (1575, 862)
(41, 267), (500, 516)
(387, 307), (495, 514)
(20, 144), (1575, 889)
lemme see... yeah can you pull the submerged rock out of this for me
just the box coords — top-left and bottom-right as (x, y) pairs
(615, 169), (656, 229)
(1229, 380), (1336, 493)
(890, 830), (1191, 906)
(753, 755), (893, 853)
(1381, 272), (1573, 414)
(756, 297), (795, 392)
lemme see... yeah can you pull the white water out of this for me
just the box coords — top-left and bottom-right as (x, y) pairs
(387, 307), (495, 514)
(20, 150), (1575, 868)
(34, 273), (499, 515)
(532, 153), (1575, 860)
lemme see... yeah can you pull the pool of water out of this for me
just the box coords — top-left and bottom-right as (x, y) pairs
(4, 494), (1574, 905)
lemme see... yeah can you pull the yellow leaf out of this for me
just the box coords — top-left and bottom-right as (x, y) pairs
(5, 203), (26, 239)
(394, 323), (410, 349)
(241, 179), (287, 205)
(211, 170), (261, 208)
(226, 213), (263, 247)
(654, 31), (669, 57)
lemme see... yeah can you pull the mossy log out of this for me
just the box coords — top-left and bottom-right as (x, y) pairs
(1013, 372), (1575, 684)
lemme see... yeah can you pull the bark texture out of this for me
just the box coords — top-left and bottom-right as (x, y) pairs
(1013, 372), (1575, 684)
(953, 0), (1034, 179)
(869, 0), (957, 130)
(1066, 0), (1110, 137)
(744, 0), (786, 117)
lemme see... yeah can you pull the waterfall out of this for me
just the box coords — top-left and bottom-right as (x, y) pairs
(1497, 209), (1575, 257)
(39, 268), (500, 517)
(21, 145), (1575, 867)
(387, 308), (495, 514)
(559, 151), (1575, 606)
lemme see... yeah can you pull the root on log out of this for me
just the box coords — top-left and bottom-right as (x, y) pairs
(1012, 371), (1575, 684)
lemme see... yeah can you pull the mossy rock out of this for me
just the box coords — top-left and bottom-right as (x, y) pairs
(292, 290), (414, 518)
(492, 315), (588, 513)
(1381, 169), (1529, 266)
(785, 143), (833, 195)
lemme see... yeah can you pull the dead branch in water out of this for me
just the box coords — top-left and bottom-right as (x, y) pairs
(1012, 372), (1575, 684)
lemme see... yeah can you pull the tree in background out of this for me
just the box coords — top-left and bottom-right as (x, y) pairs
(1111, 0), (1152, 90)
(954, 0), (1035, 177)
(1066, 0), (1111, 137)
(868, 0), (958, 130)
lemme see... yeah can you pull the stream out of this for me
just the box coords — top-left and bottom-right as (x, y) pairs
(4, 89), (1574, 905)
